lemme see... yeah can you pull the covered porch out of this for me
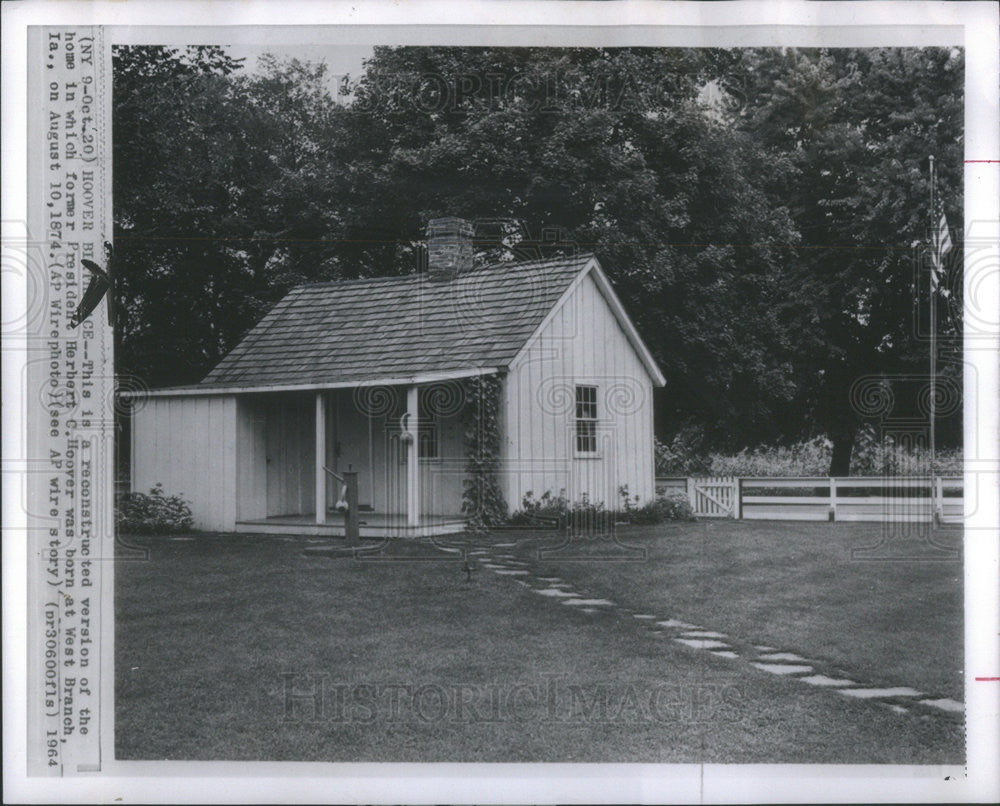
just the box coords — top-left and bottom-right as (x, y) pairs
(234, 382), (469, 537)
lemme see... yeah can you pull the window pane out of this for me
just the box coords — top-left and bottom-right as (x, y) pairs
(576, 420), (596, 453)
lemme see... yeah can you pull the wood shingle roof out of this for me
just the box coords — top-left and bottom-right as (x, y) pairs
(198, 253), (594, 389)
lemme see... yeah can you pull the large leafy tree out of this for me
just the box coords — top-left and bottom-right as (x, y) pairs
(114, 47), (351, 387)
(715, 47), (963, 471)
(341, 47), (801, 447)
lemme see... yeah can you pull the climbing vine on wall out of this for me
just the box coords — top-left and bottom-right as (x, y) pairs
(461, 373), (507, 537)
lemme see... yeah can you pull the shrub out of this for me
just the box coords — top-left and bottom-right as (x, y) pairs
(618, 485), (695, 523)
(630, 493), (696, 523)
(657, 427), (964, 478)
(116, 483), (194, 534)
(508, 489), (613, 530)
(707, 435), (831, 477)
(508, 486), (694, 528)
(507, 489), (572, 527)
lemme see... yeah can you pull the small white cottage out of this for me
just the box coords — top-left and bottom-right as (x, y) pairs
(132, 218), (665, 536)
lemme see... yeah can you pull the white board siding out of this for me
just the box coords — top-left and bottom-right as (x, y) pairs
(235, 397), (267, 521)
(504, 271), (655, 512)
(132, 395), (238, 531)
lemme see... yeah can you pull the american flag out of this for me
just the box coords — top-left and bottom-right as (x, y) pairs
(931, 207), (952, 292)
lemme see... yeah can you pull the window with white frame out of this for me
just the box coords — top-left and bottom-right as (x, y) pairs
(575, 385), (598, 455)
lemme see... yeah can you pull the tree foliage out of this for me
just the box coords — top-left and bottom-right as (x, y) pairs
(715, 48), (963, 470)
(113, 45), (963, 469)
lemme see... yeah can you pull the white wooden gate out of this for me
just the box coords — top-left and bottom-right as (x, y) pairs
(687, 476), (738, 518)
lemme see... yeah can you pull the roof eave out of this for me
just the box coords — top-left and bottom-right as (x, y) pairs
(144, 366), (505, 398)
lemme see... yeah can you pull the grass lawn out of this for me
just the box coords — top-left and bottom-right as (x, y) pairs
(116, 523), (963, 763)
(510, 519), (964, 702)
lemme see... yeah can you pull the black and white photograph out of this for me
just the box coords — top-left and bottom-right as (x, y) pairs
(4, 2), (999, 803)
(116, 38), (970, 762)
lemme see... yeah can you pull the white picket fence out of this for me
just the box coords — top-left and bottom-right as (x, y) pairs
(657, 476), (964, 523)
(686, 476), (739, 518)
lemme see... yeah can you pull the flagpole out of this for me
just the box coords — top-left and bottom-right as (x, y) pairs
(929, 155), (938, 526)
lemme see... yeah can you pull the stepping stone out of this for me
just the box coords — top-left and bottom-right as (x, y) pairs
(493, 569), (529, 576)
(675, 638), (731, 650)
(752, 663), (814, 676)
(533, 588), (578, 598)
(800, 674), (858, 688)
(467, 550), (488, 556)
(536, 577), (562, 583)
(493, 542), (517, 548)
(513, 579), (531, 588)
(582, 608), (598, 614)
(632, 614), (656, 620)
(882, 703), (909, 715)
(711, 650), (739, 659)
(656, 619), (699, 629)
(838, 687), (922, 699)
(919, 698), (963, 713)
(562, 598), (614, 607)
(759, 652), (808, 663)
(680, 630), (728, 639)
(755, 645), (777, 652)
(479, 563), (507, 570)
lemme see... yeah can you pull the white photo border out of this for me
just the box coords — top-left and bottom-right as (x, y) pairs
(3, 1), (998, 803)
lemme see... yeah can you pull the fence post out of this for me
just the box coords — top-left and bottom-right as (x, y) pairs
(829, 477), (837, 522)
(934, 475), (942, 526)
(735, 478), (742, 519)
(687, 477), (696, 513)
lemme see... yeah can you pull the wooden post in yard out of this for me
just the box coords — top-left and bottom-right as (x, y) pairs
(315, 392), (326, 525)
(735, 478), (742, 520)
(344, 470), (359, 546)
(829, 477), (837, 522)
(406, 385), (420, 528)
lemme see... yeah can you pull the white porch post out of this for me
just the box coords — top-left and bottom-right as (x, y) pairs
(315, 391), (326, 524)
(406, 385), (420, 527)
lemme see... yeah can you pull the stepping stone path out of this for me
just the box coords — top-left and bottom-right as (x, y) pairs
(448, 541), (964, 720)
(839, 686), (923, 699)
(758, 652), (807, 662)
(656, 619), (700, 629)
(919, 698), (963, 713)
(752, 663), (814, 676)
(800, 674), (858, 688)
(533, 588), (578, 598)
(675, 638), (731, 651)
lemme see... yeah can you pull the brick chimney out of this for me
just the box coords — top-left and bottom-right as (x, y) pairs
(426, 217), (474, 282)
